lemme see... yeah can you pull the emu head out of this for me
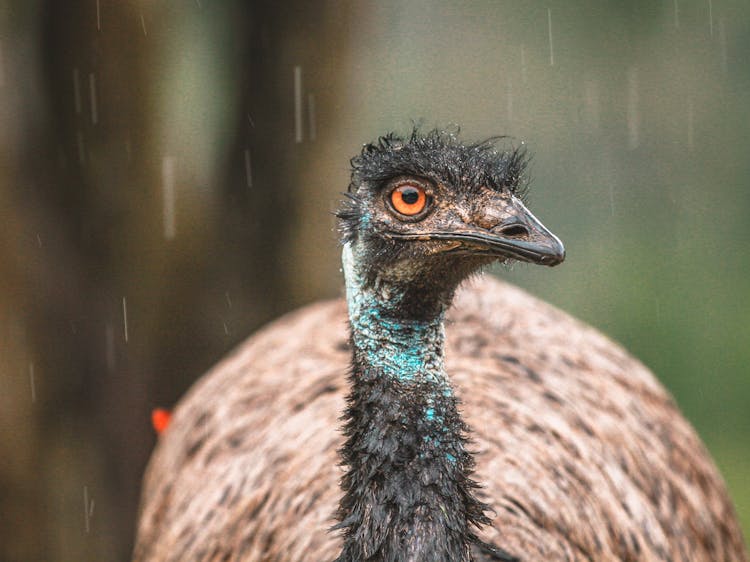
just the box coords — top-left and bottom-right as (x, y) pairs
(337, 129), (565, 298)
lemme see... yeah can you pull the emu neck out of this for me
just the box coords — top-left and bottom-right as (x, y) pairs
(345, 261), (448, 387)
(335, 244), (487, 562)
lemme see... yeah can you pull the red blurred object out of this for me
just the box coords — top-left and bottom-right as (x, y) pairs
(151, 408), (172, 434)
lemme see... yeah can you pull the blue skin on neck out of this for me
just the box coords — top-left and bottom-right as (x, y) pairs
(343, 243), (455, 461)
(343, 243), (451, 389)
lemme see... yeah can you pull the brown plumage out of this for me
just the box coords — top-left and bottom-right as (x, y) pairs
(133, 276), (746, 561)
(134, 131), (746, 561)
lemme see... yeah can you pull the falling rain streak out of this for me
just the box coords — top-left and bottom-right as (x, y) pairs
(294, 66), (303, 143)
(506, 80), (513, 123)
(520, 45), (527, 85)
(122, 297), (129, 343)
(162, 157), (176, 239)
(673, 0), (680, 29)
(140, 14), (147, 36)
(89, 73), (98, 125)
(584, 80), (600, 132)
(719, 18), (727, 75)
(687, 101), (694, 151)
(83, 486), (95, 533)
(96, 0), (100, 31)
(708, 0), (713, 37)
(547, 9), (554, 66)
(105, 323), (115, 372)
(77, 131), (86, 164)
(73, 68), (82, 114)
(0, 42), (4, 89)
(308, 93), (317, 141)
(29, 362), (36, 402)
(244, 149), (252, 188)
(626, 67), (639, 150)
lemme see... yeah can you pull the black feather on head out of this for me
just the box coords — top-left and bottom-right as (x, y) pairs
(337, 128), (530, 244)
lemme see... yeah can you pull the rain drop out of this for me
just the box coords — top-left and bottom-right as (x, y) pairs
(162, 157), (176, 239)
(89, 73), (98, 125)
(122, 297), (129, 343)
(506, 79), (513, 123)
(719, 18), (727, 75)
(29, 362), (36, 402)
(584, 79), (600, 132)
(73, 68), (82, 114)
(0, 40), (5, 89)
(547, 9), (554, 67)
(105, 322), (115, 372)
(308, 93), (317, 141)
(83, 486), (94, 533)
(77, 130), (86, 164)
(294, 66), (303, 143)
(626, 67), (639, 150)
(244, 148), (252, 188)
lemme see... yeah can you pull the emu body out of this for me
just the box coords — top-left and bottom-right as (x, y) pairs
(133, 278), (746, 561)
(133, 131), (746, 561)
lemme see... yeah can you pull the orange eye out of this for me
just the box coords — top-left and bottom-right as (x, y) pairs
(390, 184), (428, 216)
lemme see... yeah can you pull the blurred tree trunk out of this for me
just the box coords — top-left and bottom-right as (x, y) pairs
(1, 1), (355, 561)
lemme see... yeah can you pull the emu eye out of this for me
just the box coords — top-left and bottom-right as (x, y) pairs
(390, 184), (428, 217)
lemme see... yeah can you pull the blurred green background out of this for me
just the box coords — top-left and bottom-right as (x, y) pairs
(1, 1), (747, 560)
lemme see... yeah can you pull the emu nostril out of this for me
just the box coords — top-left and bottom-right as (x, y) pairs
(498, 224), (529, 238)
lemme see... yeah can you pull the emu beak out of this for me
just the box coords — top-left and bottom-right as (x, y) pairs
(473, 198), (566, 266)
(421, 198), (566, 266)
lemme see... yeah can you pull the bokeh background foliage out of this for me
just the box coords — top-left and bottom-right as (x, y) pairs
(1, 1), (748, 560)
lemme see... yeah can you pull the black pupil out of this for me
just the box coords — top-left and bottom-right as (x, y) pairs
(401, 188), (419, 205)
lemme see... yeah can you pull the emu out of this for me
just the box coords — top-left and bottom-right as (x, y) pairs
(133, 130), (747, 561)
